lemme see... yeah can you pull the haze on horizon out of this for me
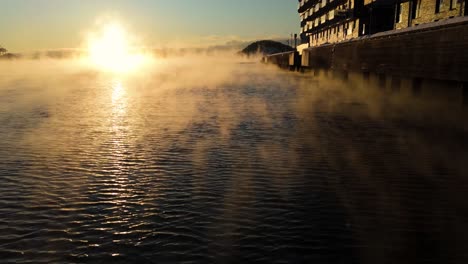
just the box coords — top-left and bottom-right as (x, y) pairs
(0, 0), (298, 52)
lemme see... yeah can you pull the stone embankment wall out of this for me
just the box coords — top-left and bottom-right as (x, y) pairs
(264, 51), (301, 70)
(266, 18), (467, 82)
(302, 18), (468, 82)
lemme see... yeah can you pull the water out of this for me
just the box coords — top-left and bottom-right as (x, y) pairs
(0, 59), (467, 263)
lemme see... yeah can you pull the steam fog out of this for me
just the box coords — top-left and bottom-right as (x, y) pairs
(1, 55), (467, 263)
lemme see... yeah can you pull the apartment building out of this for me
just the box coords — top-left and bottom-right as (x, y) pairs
(299, 0), (361, 46)
(298, 0), (466, 47)
(395, 0), (466, 29)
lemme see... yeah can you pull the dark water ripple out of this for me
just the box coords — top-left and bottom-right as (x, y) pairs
(1, 64), (468, 263)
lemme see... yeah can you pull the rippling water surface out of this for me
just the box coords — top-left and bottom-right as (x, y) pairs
(0, 59), (467, 263)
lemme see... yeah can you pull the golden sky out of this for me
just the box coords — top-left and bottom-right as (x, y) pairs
(0, 0), (298, 52)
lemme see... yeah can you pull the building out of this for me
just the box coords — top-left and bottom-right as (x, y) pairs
(361, 0), (399, 34)
(298, 0), (362, 47)
(266, 0), (468, 83)
(298, 0), (467, 47)
(395, 0), (467, 29)
(298, 0), (397, 47)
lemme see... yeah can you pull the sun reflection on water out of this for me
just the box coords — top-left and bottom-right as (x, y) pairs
(112, 81), (125, 105)
(109, 80), (129, 167)
(107, 80), (135, 213)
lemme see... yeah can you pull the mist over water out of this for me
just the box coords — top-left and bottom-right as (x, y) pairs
(0, 57), (467, 263)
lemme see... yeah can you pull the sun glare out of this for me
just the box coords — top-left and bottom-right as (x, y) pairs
(87, 22), (147, 73)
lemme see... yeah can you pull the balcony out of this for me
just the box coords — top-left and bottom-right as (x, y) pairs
(334, 8), (353, 18)
(304, 11), (353, 35)
(302, 0), (350, 21)
(298, 0), (318, 13)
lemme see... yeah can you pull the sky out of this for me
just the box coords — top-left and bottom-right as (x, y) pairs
(0, 0), (299, 52)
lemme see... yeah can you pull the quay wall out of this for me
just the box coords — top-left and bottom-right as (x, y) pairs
(264, 51), (295, 69)
(264, 51), (301, 70)
(268, 19), (468, 82)
(305, 19), (468, 82)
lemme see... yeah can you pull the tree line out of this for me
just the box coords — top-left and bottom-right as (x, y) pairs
(0, 46), (7, 56)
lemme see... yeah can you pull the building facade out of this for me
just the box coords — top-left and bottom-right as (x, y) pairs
(299, 0), (363, 47)
(298, 0), (467, 47)
(395, 0), (466, 29)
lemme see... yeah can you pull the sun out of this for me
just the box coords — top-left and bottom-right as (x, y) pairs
(87, 22), (147, 73)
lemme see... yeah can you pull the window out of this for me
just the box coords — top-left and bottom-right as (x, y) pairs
(450, 0), (457, 10)
(411, 0), (421, 19)
(396, 3), (403, 23)
(436, 0), (444, 13)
